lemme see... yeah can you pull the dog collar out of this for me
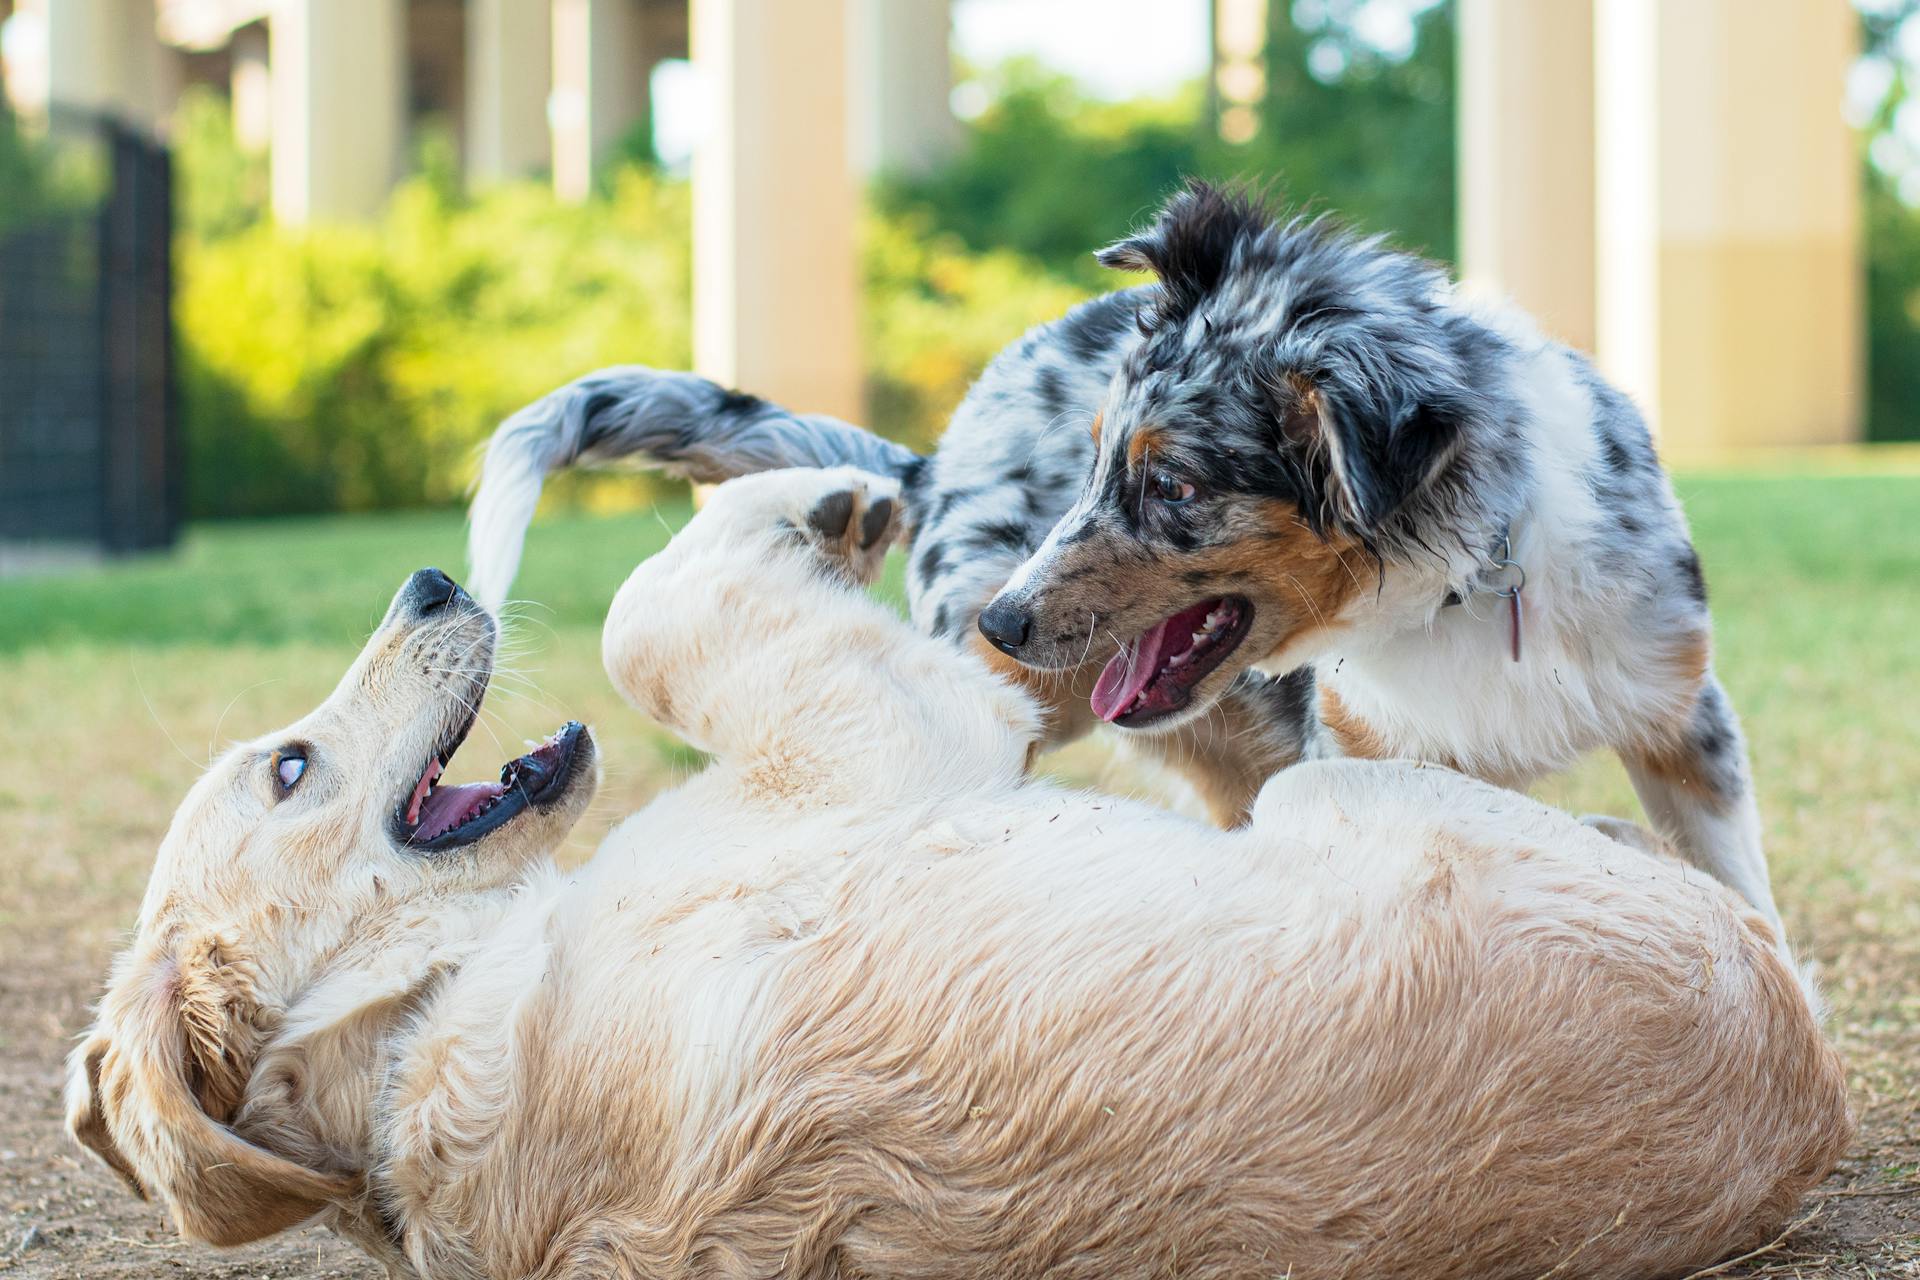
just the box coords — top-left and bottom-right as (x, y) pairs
(1440, 525), (1526, 662)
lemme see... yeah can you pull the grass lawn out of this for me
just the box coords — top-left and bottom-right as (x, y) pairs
(0, 466), (1915, 1276)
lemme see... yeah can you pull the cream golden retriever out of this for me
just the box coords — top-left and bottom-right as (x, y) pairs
(69, 467), (1849, 1279)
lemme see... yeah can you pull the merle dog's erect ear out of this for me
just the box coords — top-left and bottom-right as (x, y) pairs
(1096, 182), (1273, 316)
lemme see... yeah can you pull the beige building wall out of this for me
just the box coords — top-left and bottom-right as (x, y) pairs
(692, 0), (861, 422)
(1457, 0), (1596, 352)
(1595, 0), (1860, 452)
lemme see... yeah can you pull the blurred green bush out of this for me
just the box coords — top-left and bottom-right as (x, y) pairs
(173, 4), (1463, 520)
(108, 1), (1920, 519)
(179, 153), (695, 516)
(173, 91), (1094, 517)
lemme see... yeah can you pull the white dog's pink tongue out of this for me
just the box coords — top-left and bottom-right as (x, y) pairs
(1090, 615), (1179, 721)
(417, 780), (504, 838)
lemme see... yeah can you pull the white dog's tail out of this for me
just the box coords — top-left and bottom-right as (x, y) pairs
(466, 366), (923, 608)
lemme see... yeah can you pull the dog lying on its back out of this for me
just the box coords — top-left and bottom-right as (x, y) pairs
(467, 182), (1782, 933)
(72, 467), (1847, 1278)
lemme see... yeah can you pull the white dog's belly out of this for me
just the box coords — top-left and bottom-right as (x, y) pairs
(394, 761), (1840, 1279)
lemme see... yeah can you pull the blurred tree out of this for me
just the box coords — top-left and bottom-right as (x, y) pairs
(882, 0), (1456, 282)
(1858, 0), (1920, 441)
(1256, 0), (1454, 261)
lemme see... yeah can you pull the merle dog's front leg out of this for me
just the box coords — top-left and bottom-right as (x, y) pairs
(1621, 674), (1781, 932)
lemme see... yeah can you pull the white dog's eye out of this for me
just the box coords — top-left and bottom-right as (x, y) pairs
(275, 753), (307, 790)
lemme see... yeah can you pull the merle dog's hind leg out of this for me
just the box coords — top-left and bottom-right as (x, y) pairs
(1621, 673), (1782, 932)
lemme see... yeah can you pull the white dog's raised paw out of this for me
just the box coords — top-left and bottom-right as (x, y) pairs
(788, 471), (900, 585)
(700, 467), (902, 586)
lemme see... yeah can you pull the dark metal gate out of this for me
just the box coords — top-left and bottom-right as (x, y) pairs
(0, 108), (177, 555)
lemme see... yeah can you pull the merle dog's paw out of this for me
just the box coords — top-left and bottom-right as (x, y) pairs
(701, 467), (902, 586)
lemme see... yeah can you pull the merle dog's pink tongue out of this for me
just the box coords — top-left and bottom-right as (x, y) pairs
(1091, 615), (1179, 722)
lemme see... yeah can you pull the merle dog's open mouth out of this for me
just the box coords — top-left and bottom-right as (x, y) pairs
(392, 698), (586, 852)
(1090, 596), (1253, 728)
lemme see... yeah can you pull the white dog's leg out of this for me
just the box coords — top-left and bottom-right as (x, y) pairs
(604, 468), (1043, 803)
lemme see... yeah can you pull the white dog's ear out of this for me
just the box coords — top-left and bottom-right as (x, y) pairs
(65, 935), (360, 1247)
(65, 1031), (145, 1197)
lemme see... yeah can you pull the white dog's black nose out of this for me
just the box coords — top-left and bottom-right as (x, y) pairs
(405, 567), (467, 615)
(977, 596), (1031, 654)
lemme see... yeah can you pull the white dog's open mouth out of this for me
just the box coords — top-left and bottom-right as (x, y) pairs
(393, 699), (587, 852)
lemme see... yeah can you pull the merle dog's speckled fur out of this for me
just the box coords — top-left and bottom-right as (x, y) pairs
(467, 182), (1781, 932)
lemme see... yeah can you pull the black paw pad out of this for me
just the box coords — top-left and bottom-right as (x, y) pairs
(859, 498), (894, 549)
(807, 491), (855, 540)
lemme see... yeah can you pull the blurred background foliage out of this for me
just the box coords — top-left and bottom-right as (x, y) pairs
(884, 1), (1454, 277)
(6, 0), (1918, 521)
(169, 0), (1455, 518)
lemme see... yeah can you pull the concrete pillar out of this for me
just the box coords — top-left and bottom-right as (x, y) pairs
(10, 0), (167, 127)
(551, 0), (664, 201)
(467, 0), (552, 186)
(1213, 0), (1265, 144)
(853, 0), (956, 178)
(1457, 0), (1595, 352)
(269, 0), (406, 223)
(230, 21), (271, 153)
(1595, 0), (1860, 452)
(693, 0), (862, 422)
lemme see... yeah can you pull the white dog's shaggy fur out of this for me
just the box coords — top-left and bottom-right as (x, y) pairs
(70, 468), (1849, 1279)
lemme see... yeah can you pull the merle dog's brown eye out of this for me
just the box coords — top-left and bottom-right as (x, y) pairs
(1151, 472), (1196, 504)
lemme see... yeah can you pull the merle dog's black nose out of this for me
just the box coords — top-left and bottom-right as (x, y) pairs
(978, 597), (1032, 653)
(405, 567), (465, 615)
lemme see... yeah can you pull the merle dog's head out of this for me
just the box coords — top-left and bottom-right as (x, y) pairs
(978, 183), (1507, 732)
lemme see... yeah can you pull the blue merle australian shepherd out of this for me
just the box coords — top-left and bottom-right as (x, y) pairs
(467, 182), (1780, 929)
